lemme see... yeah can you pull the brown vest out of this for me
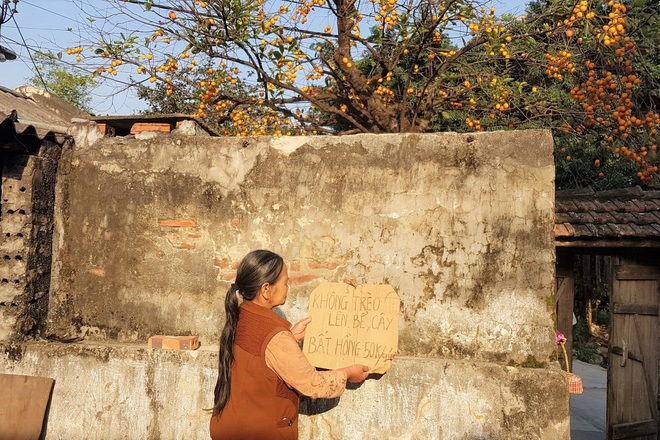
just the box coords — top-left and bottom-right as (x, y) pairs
(210, 301), (300, 440)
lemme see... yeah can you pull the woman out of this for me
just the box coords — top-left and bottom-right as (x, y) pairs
(210, 250), (370, 440)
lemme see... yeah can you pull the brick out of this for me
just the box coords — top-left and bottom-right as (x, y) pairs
(97, 123), (107, 135)
(213, 259), (228, 269)
(230, 218), (240, 227)
(148, 335), (199, 350)
(88, 267), (106, 277)
(177, 242), (196, 250)
(158, 219), (197, 228)
(130, 123), (171, 134)
(289, 260), (301, 271)
(221, 273), (236, 281)
(308, 260), (339, 270)
(289, 275), (319, 285)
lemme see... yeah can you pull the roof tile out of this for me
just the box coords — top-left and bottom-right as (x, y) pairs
(556, 212), (572, 223)
(554, 224), (571, 237)
(632, 200), (647, 212)
(639, 225), (660, 236)
(574, 225), (592, 237)
(591, 212), (616, 223)
(569, 211), (596, 223)
(598, 200), (620, 212)
(594, 224), (613, 236)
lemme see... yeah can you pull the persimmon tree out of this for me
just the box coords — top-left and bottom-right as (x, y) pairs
(65, 0), (658, 185)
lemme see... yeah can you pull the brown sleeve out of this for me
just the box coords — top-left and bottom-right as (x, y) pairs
(265, 331), (347, 399)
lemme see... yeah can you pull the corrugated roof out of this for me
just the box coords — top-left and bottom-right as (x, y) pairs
(555, 186), (660, 244)
(0, 85), (87, 147)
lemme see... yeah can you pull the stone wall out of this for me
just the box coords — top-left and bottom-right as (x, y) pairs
(1, 127), (568, 439)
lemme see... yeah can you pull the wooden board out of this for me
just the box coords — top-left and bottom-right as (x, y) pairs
(0, 374), (55, 440)
(607, 260), (659, 440)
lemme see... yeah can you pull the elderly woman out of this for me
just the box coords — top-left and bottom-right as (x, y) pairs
(210, 250), (369, 440)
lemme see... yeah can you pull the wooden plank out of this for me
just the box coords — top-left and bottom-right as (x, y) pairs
(615, 265), (660, 280)
(608, 260), (660, 438)
(610, 419), (658, 439)
(0, 374), (55, 440)
(555, 240), (660, 248)
(612, 302), (660, 316)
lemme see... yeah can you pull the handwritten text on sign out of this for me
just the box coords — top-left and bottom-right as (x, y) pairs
(302, 283), (400, 374)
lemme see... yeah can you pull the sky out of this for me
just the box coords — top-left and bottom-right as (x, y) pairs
(0, 0), (529, 115)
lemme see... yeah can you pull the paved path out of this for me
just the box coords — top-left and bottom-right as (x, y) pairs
(570, 360), (607, 440)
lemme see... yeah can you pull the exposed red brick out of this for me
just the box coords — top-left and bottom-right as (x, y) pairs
(230, 218), (241, 227)
(231, 261), (240, 270)
(88, 267), (106, 277)
(221, 273), (236, 281)
(130, 122), (171, 134)
(97, 123), (107, 135)
(213, 259), (228, 269)
(289, 275), (319, 285)
(177, 242), (196, 250)
(158, 219), (197, 228)
(308, 260), (339, 270)
(148, 335), (199, 350)
(289, 260), (301, 271)
(187, 233), (202, 238)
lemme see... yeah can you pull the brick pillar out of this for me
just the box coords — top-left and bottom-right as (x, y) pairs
(0, 141), (63, 340)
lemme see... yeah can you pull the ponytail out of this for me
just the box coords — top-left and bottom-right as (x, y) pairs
(210, 250), (284, 416)
(212, 284), (240, 415)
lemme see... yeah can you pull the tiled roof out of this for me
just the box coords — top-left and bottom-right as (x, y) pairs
(555, 186), (660, 243)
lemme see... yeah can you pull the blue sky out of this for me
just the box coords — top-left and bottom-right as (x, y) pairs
(0, 0), (529, 115)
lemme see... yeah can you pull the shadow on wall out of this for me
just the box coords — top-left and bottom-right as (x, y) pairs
(299, 396), (340, 415)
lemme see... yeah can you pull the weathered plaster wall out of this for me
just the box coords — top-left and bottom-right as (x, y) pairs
(48, 130), (556, 365)
(1, 341), (569, 440)
(1, 128), (566, 439)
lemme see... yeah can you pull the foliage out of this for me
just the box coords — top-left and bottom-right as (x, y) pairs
(63, 0), (659, 185)
(27, 52), (97, 113)
(572, 318), (602, 365)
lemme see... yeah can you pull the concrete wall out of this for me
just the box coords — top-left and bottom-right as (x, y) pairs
(1, 127), (568, 439)
(1, 341), (569, 440)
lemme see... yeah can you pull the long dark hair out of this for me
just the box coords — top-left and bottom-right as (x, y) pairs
(211, 249), (284, 416)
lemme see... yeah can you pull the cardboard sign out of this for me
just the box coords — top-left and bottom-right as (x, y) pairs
(302, 283), (400, 374)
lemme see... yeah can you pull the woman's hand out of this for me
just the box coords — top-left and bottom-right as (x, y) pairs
(291, 317), (312, 343)
(340, 364), (370, 383)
